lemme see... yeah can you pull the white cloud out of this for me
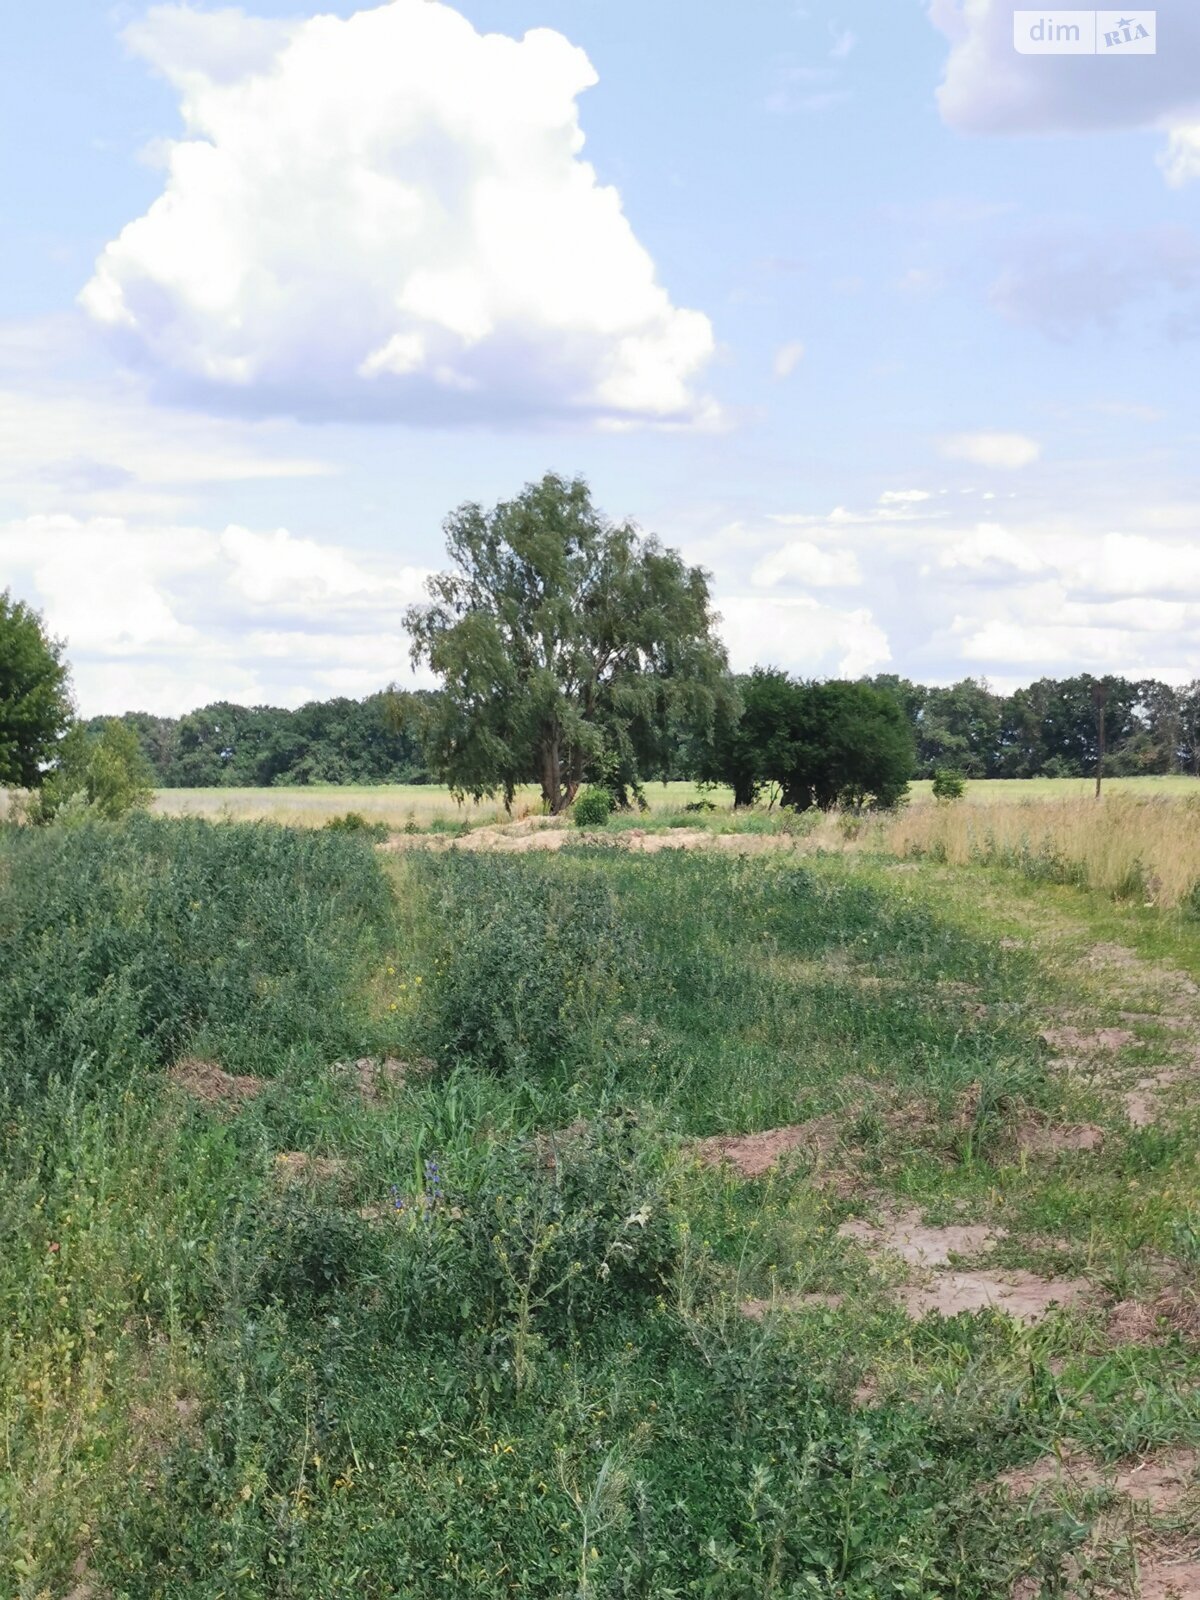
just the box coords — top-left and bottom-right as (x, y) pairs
(1066, 532), (1200, 596)
(929, 0), (1200, 182)
(0, 353), (333, 517)
(719, 595), (890, 677)
(772, 340), (806, 378)
(751, 540), (862, 588)
(879, 489), (931, 505)
(0, 513), (431, 715)
(1162, 124), (1200, 186)
(937, 523), (1045, 575)
(82, 0), (716, 426)
(939, 431), (1041, 469)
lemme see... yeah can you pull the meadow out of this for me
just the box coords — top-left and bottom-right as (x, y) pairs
(1, 807), (1198, 1598)
(133, 773), (1200, 829)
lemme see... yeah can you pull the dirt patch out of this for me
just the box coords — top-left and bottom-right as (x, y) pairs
(1119, 1012), (1192, 1032)
(272, 1151), (348, 1187)
(167, 1057), (267, 1105)
(333, 1055), (431, 1104)
(739, 1291), (843, 1320)
(1040, 1026), (1135, 1055)
(1108, 1291), (1200, 1345)
(1138, 1556), (1200, 1599)
(999, 936), (1027, 950)
(837, 1208), (1001, 1268)
(691, 1119), (837, 1179)
(903, 1271), (1089, 1323)
(1124, 1070), (1183, 1128)
(999, 1447), (1198, 1512)
(1016, 1117), (1106, 1156)
(838, 1206), (1088, 1325)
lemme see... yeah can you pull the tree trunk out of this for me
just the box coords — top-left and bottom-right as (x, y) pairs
(538, 738), (563, 814)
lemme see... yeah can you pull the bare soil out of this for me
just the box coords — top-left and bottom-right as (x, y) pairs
(691, 1119), (837, 1179)
(1016, 1117), (1106, 1156)
(166, 1057), (267, 1105)
(838, 1206), (1090, 1324)
(1039, 1026), (1136, 1055)
(332, 1054), (428, 1104)
(999, 1447), (1198, 1513)
(272, 1151), (348, 1186)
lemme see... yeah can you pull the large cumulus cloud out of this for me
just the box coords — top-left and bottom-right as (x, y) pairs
(81, 1), (717, 426)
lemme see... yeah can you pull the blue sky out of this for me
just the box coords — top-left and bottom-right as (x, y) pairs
(2, 0), (1199, 714)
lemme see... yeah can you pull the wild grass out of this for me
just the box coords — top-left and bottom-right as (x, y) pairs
(2, 820), (1198, 1595)
(885, 792), (1200, 909)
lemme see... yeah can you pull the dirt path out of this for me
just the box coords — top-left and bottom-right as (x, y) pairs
(380, 817), (803, 854)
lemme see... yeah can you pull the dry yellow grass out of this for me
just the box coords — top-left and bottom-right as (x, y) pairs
(884, 793), (1200, 908)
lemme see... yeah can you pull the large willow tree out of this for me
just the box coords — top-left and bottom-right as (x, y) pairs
(402, 474), (731, 813)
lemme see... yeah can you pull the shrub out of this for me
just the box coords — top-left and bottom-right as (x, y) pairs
(323, 811), (389, 840)
(24, 720), (154, 825)
(0, 815), (396, 1093)
(410, 854), (636, 1074)
(379, 1114), (674, 1361)
(573, 786), (613, 827)
(932, 767), (967, 802)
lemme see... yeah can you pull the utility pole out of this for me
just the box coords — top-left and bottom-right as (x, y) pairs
(1093, 680), (1108, 800)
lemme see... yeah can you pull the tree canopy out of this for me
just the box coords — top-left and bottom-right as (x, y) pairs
(0, 591), (73, 788)
(402, 473), (731, 813)
(706, 670), (915, 811)
(26, 719), (154, 825)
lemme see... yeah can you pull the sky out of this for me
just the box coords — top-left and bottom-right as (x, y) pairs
(2, 0), (1199, 716)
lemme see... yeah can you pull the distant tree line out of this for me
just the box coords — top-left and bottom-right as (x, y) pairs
(862, 674), (1200, 780)
(96, 671), (1200, 795)
(87, 692), (435, 788)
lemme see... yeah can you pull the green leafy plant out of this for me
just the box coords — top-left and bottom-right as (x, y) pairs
(22, 719), (154, 825)
(573, 786), (613, 827)
(932, 767), (968, 802)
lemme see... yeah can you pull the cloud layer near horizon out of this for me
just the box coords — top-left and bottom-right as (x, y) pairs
(81, 0), (716, 427)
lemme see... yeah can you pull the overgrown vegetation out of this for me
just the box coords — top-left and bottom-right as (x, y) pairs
(3, 818), (1198, 1596)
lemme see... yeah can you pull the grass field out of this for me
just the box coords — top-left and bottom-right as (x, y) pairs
(133, 773), (1200, 829)
(1, 813), (1197, 1596)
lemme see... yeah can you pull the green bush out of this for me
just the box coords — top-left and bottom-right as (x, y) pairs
(409, 853), (636, 1074)
(322, 811), (389, 840)
(377, 1114), (674, 1358)
(573, 785), (613, 827)
(932, 767), (968, 802)
(24, 719), (154, 825)
(0, 814), (396, 1093)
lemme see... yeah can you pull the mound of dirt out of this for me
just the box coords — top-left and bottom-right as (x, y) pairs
(1124, 1069), (1183, 1128)
(1016, 1118), (1106, 1156)
(167, 1057), (267, 1105)
(838, 1205), (1089, 1325)
(901, 1270), (1089, 1323)
(837, 1208), (1001, 1268)
(999, 1447), (1198, 1512)
(691, 1119), (837, 1179)
(1107, 1291), (1200, 1345)
(272, 1151), (348, 1187)
(332, 1055), (431, 1104)
(1039, 1026), (1135, 1055)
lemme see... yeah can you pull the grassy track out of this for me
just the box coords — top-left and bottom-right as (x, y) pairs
(1, 819), (1198, 1596)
